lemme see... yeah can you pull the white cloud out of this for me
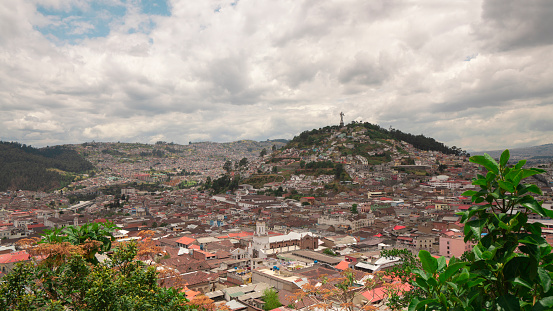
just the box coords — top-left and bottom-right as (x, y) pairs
(0, 0), (552, 151)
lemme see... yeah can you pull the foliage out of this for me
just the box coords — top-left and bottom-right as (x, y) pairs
(0, 232), (192, 310)
(323, 248), (337, 256)
(379, 249), (422, 311)
(239, 157), (248, 167)
(293, 269), (378, 311)
(334, 163), (349, 181)
(242, 174), (283, 188)
(351, 204), (358, 214)
(304, 160), (335, 169)
(223, 160), (233, 173)
(262, 288), (282, 311)
(0, 141), (93, 191)
(39, 221), (116, 263)
(285, 122), (465, 155)
(385, 127), (466, 156)
(204, 174), (240, 194)
(408, 150), (553, 310)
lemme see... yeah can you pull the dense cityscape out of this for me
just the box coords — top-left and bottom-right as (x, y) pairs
(2, 121), (553, 310)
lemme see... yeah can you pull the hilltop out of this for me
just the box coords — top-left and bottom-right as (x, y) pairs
(287, 122), (465, 156)
(211, 122), (471, 196)
(0, 141), (94, 191)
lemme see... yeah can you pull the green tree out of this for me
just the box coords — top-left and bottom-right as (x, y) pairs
(300, 160), (305, 169)
(260, 148), (267, 157)
(409, 150), (553, 310)
(0, 229), (192, 311)
(323, 248), (337, 256)
(239, 157), (248, 167)
(40, 222), (116, 263)
(334, 163), (343, 180)
(262, 288), (282, 311)
(223, 160), (233, 173)
(350, 203), (358, 214)
(380, 248), (423, 310)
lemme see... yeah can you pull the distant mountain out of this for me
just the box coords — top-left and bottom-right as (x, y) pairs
(266, 139), (290, 144)
(0, 142), (94, 191)
(472, 143), (553, 163)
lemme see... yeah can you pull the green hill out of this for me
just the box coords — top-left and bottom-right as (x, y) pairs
(287, 122), (465, 156)
(0, 141), (94, 191)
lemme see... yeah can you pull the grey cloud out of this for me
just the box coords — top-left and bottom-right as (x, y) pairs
(435, 79), (553, 114)
(476, 0), (553, 51)
(338, 53), (387, 86)
(2, 0), (553, 152)
(209, 56), (251, 96)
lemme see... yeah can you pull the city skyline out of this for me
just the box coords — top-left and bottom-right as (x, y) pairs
(1, 0), (552, 151)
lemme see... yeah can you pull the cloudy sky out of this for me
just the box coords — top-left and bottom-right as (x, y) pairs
(1, 0), (552, 151)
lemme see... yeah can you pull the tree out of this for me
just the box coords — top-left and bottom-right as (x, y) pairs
(223, 160), (232, 173)
(0, 224), (193, 310)
(260, 148), (267, 157)
(408, 150), (553, 310)
(379, 248), (422, 310)
(40, 221), (116, 263)
(272, 166), (278, 173)
(272, 144), (277, 152)
(239, 157), (248, 167)
(335, 163), (343, 180)
(351, 204), (358, 214)
(262, 288), (282, 311)
(293, 269), (378, 311)
(300, 160), (306, 169)
(323, 248), (337, 256)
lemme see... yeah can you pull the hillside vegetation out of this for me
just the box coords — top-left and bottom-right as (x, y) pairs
(0, 141), (94, 191)
(287, 122), (466, 156)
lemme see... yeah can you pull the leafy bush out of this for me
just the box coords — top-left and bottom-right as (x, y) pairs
(408, 150), (553, 310)
(0, 222), (192, 310)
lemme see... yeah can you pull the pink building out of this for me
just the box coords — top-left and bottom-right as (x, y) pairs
(439, 232), (475, 258)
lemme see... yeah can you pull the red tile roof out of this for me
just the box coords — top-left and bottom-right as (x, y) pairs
(0, 251), (30, 264)
(27, 223), (45, 229)
(335, 260), (350, 270)
(176, 236), (196, 246)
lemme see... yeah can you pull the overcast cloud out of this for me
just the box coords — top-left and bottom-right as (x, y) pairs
(1, 0), (552, 151)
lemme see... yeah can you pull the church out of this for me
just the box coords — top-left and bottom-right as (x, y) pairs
(249, 222), (319, 259)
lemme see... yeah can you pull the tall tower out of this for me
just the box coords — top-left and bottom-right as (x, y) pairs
(256, 221), (267, 236)
(252, 221), (269, 259)
(339, 112), (345, 127)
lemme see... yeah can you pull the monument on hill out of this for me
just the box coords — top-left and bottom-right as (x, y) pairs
(339, 112), (345, 127)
